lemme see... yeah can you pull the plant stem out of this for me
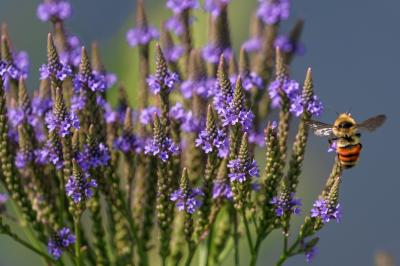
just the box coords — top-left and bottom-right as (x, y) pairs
(74, 217), (82, 266)
(242, 211), (254, 252)
(249, 236), (262, 266)
(205, 224), (214, 266)
(233, 209), (239, 266)
(184, 245), (195, 266)
(276, 238), (301, 266)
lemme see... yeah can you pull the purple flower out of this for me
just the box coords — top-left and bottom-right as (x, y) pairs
(257, 0), (290, 25)
(310, 199), (341, 223)
(144, 137), (180, 162)
(65, 173), (97, 203)
(45, 111), (80, 137)
(0, 53), (29, 90)
(269, 77), (300, 108)
(165, 16), (185, 36)
(126, 26), (159, 47)
(170, 188), (204, 214)
(275, 35), (305, 56)
(8, 108), (25, 128)
(242, 37), (262, 53)
(73, 71), (108, 93)
(164, 45), (185, 62)
(77, 143), (110, 171)
(14, 51), (30, 78)
(195, 128), (227, 154)
(221, 108), (255, 132)
(70, 94), (86, 112)
(37, 0), (72, 22)
(140, 106), (160, 125)
(202, 44), (232, 64)
(60, 36), (82, 67)
(147, 71), (179, 94)
(167, 0), (199, 14)
(270, 192), (302, 217)
(204, 0), (230, 16)
(114, 135), (143, 154)
(169, 102), (186, 122)
(231, 73), (264, 91)
(249, 131), (265, 147)
(32, 96), (52, 117)
(227, 159), (259, 183)
(15, 151), (33, 169)
(39, 62), (72, 81)
(181, 78), (218, 99)
(181, 111), (202, 133)
(212, 181), (233, 200)
(303, 244), (317, 263)
(47, 227), (75, 260)
(307, 95), (323, 116)
(327, 140), (337, 153)
(34, 141), (63, 170)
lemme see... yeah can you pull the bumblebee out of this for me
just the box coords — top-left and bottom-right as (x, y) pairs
(307, 113), (386, 169)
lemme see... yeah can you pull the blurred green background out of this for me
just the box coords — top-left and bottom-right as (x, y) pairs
(0, 0), (399, 265)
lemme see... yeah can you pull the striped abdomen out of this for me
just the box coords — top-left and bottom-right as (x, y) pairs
(337, 143), (362, 169)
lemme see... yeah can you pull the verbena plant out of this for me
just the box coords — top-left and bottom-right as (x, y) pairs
(0, 0), (344, 265)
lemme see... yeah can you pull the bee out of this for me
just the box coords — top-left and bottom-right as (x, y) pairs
(307, 113), (386, 169)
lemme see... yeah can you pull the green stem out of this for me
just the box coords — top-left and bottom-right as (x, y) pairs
(205, 223), (214, 266)
(74, 217), (82, 266)
(184, 245), (195, 266)
(198, 241), (207, 266)
(58, 171), (65, 225)
(233, 210), (239, 266)
(276, 238), (301, 266)
(249, 236), (262, 266)
(242, 211), (254, 253)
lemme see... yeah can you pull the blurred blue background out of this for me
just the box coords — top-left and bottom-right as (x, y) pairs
(0, 0), (399, 265)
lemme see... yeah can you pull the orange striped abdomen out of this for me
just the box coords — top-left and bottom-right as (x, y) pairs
(337, 143), (362, 168)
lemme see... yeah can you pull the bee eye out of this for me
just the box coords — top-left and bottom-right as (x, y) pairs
(339, 122), (353, 129)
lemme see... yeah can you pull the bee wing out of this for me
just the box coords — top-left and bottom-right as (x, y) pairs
(357, 114), (386, 132)
(305, 120), (335, 137)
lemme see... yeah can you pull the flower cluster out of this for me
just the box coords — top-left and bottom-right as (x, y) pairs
(65, 172), (97, 203)
(170, 187), (204, 214)
(126, 26), (159, 47)
(76, 143), (110, 171)
(212, 181), (233, 200)
(0, 51), (29, 88)
(275, 35), (305, 56)
(147, 71), (180, 95)
(269, 77), (323, 117)
(73, 70), (112, 93)
(271, 192), (302, 217)
(37, 0), (72, 22)
(195, 128), (227, 155)
(310, 199), (342, 223)
(181, 78), (218, 99)
(45, 111), (80, 137)
(204, 0), (230, 17)
(47, 227), (75, 259)
(227, 158), (259, 183)
(202, 45), (232, 64)
(144, 137), (179, 162)
(257, 0), (290, 25)
(39, 61), (72, 81)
